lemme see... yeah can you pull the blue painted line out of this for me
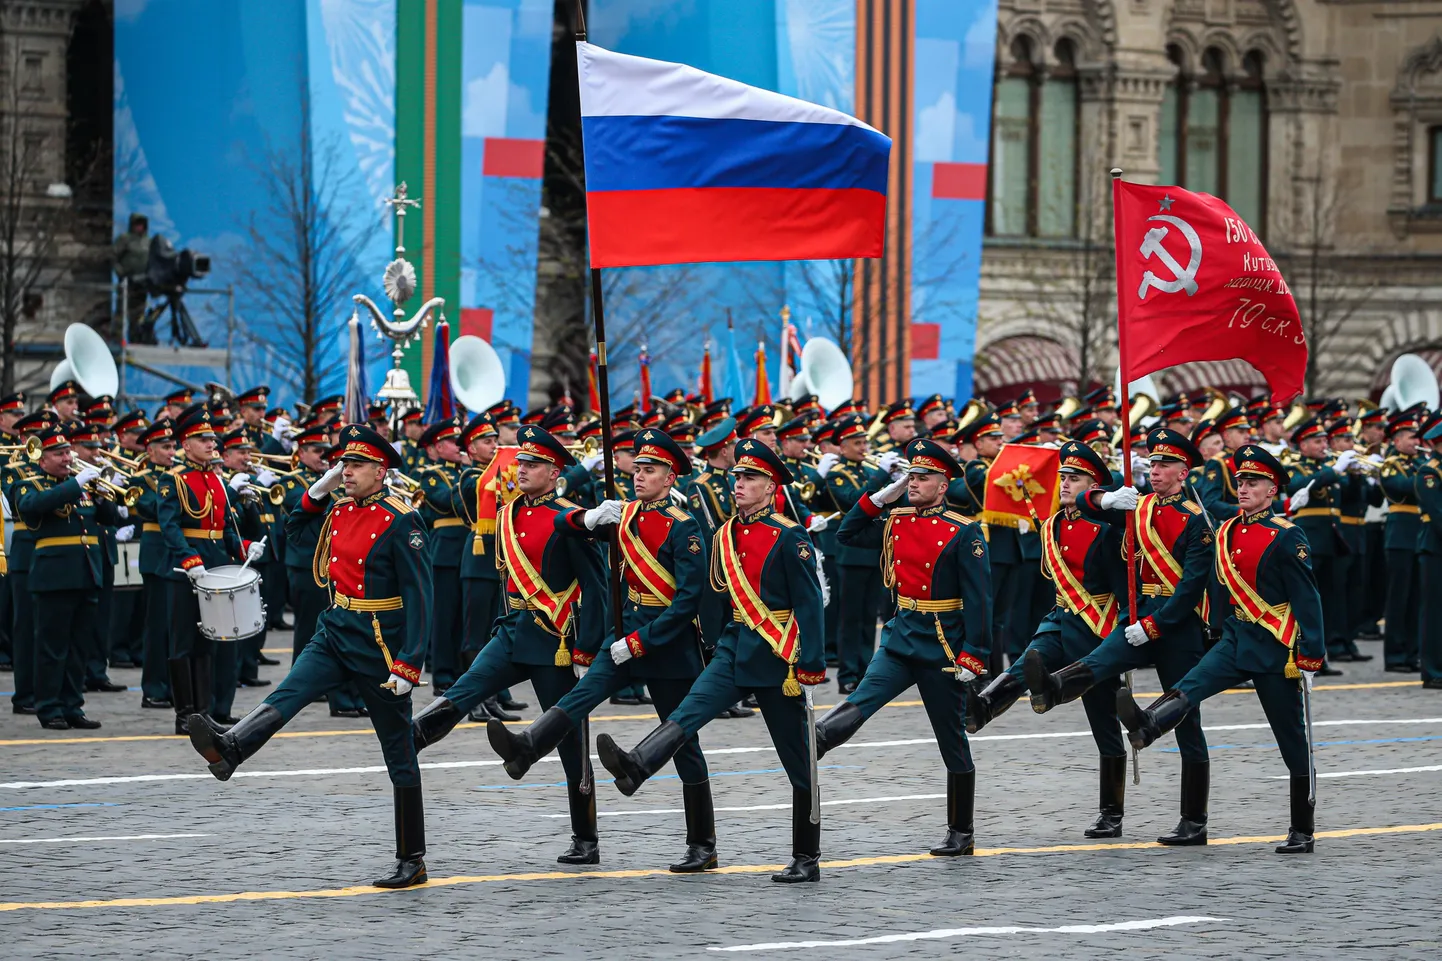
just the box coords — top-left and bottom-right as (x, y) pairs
(1160, 734), (1442, 753)
(472, 764), (862, 791)
(0, 802), (120, 813)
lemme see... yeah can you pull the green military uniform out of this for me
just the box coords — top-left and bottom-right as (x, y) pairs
(418, 459), (467, 690)
(685, 463), (735, 647)
(1119, 445), (1324, 854)
(1381, 445), (1424, 670)
(1284, 444), (1346, 661)
(130, 453), (173, 705)
(821, 439), (991, 855)
(17, 456), (123, 727)
(1198, 451), (1240, 523)
(1414, 446), (1442, 687)
(1332, 443), (1380, 660)
(187, 425), (435, 889)
(4, 453), (39, 713)
(595, 436), (827, 882)
(786, 453), (837, 661)
(400, 439), (426, 478)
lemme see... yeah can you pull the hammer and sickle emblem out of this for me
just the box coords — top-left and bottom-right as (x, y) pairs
(1137, 215), (1202, 299)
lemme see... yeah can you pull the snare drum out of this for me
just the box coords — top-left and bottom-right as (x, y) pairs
(115, 541), (143, 588)
(193, 565), (266, 641)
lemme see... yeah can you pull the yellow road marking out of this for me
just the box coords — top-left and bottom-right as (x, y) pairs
(0, 682), (1419, 748)
(1, 822), (1436, 913)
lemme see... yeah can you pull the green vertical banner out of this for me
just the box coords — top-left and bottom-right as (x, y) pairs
(396, 0), (463, 400)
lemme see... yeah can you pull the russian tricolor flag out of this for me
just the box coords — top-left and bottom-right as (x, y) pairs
(577, 42), (891, 269)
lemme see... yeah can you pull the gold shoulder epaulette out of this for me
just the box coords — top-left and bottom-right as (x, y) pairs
(384, 494), (415, 514)
(771, 511), (799, 527)
(943, 509), (973, 525)
(890, 506), (916, 517)
(1272, 516), (1295, 529)
(666, 505), (689, 521)
(1182, 499), (1203, 514)
(333, 495), (355, 508)
(555, 497), (580, 510)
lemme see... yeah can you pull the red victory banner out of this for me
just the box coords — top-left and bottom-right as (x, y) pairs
(472, 446), (522, 539)
(982, 444), (1061, 531)
(1113, 178), (1307, 404)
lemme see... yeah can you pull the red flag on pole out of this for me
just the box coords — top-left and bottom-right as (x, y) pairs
(1113, 178), (1307, 403)
(639, 343), (653, 412)
(754, 341), (771, 405)
(699, 343), (713, 405)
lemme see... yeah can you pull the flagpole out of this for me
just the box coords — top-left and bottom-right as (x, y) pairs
(578, 5), (627, 668)
(1112, 167), (1142, 787)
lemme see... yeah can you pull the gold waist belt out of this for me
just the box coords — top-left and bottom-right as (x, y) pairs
(895, 596), (962, 612)
(1389, 504), (1420, 515)
(10, 522), (25, 531)
(627, 587), (669, 607)
(1338, 515), (1364, 526)
(334, 593), (403, 612)
(142, 523), (161, 533)
(35, 535), (96, 549)
(734, 608), (792, 622)
(1141, 583), (1174, 597)
(184, 530), (224, 540)
(432, 517), (466, 528)
(1292, 508), (1339, 519)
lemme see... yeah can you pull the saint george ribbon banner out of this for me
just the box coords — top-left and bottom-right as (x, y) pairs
(1113, 179), (1308, 404)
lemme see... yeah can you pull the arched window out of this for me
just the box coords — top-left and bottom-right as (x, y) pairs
(988, 36), (1080, 238)
(1159, 45), (1268, 231)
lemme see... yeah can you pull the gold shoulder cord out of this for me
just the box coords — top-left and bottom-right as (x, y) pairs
(311, 507), (337, 594)
(709, 522), (731, 593)
(177, 472), (211, 520)
(880, 511), (897, 590)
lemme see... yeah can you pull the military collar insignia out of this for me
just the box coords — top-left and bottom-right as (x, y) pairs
(639, 497), (668, 511)
(358, 488), (389, 508)
(739, 505), (770, 524)
(524, 489), (557, 507)
(1158, 492), (1184, 505)
(1243, 507), (1271, 523)
(917, 503), (947, 517)
(1064, 507), (1082, 520)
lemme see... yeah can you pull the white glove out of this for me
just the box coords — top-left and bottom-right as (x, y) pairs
(954, 666), (977, 683)
(1099, 486), (1139, 511)
(245, 541), (266, 563)
(1302, 670), (1317, 683)
(807, 513), (829, 533)
(1130, 452), (1150, 476)
(228, 472), (251, 492)
(869, 474), (909, 508)
(581, 452), (604, 472)
(573, 663), (588, 679)
(1332, 449), (1357, 473)
(584, 499), (624, 529)
(878, 451), (904, 475)
(307, 463), (345, 499)
(73, 466), (102, 488)
(1124, 622), (1149, 647)
(271, 417), (291, 441)
(815, 452), (839, 478)
(1016, 518), (1030, 535)
(1288, 482), (1313, 513)
(115, 524), (135, 543)
(115, 505), (129, 520)
(255, 468), (278, 487)
(610, 637), (634, 665)
(184, 564), (208, 583)
(384, 674), (413, 696)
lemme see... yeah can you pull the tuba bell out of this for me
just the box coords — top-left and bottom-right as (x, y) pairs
(793, 337), (854, 411)
(449, 335), (507, 415)
(53, 323), (120, 398)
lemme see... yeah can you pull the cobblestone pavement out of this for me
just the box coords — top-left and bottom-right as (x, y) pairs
(1, 634), (1440, 959)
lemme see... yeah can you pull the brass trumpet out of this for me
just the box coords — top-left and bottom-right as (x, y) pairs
(2, 436), (43, 461)
(98, 448), (144, 471)
(237, 482), (286, 506)
(385, 471), (427, 508)
(71, 463), (140, 506)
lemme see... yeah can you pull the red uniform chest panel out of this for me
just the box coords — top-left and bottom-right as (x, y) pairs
(1056, 515), (1102, 582)
(733, 519), (781, 591)
(1227, 521), (1278, 591)
(326, 500), (396, 597)
(890, 513), (960, 597)
(1140, 504), (1190, 585)
(506, 502), (562, 593)
(182, 470), (228, 530)
(624, 510), (674, 590)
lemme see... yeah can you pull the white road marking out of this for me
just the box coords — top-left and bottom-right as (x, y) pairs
(4, 717), (1439, 791)
(0, 833), (209, 846)
(541, 792), (948, 818)
(1269, 764), (1442, 780)
(707, 915), (1228, 951)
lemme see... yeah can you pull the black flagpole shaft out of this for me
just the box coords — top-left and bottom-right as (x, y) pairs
(579, 0), (626, 645)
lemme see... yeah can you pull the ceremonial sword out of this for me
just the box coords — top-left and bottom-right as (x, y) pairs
(803, 683), (820, 825)
(1301, 670), (1316, 803)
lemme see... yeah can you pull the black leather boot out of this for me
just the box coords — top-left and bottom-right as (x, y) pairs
(772, 789), (820, 882)
(191, 654), (217, 727)
(373, 784), (428, 887)
(412, 696), (464, 752)
(1275, 774), (1315, 854)
(557, 781), (599, 864)
(168, 658), (193, 736)
(670, 780), (718, 873)
(965, 672), (1025, 734)
(188, 703), (283, 781)
(479, 697), (520, 722)
(1116, 688), (1192, 751)
(596, 721), (687, 797)
(1025, 652), (1095, 714)
(1158, 760), (1210, 846)
(487, 707), (572, 780)
(930, 770), (975, 856)
(814, 701), (864, 760)
(1084, 755), (1127, 838)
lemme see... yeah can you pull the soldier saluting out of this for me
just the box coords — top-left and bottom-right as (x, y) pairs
(188, 424), (434, 887)
(595, 438), (826, 883)
(489, 429), (720, 873)
(1118, 445), (1324, 855)
(816, 437), (991, 856)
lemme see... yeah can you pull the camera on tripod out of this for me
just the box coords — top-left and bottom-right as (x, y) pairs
(143, 235), (210, 347)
